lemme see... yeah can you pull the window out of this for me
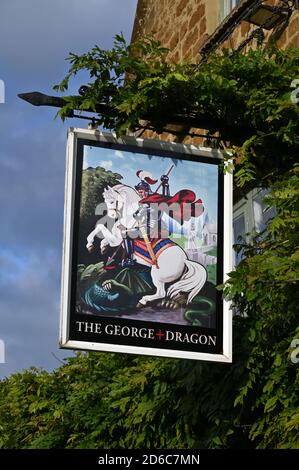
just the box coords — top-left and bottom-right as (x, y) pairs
(233, 188), (276, 267)
(233, 197), (252, 267)
(220, 0), (242, 22)
(233, 212), (246, 266)
(252, 188), (276, 234)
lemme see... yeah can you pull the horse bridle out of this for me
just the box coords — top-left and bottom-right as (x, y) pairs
(106, 190), (122, 215)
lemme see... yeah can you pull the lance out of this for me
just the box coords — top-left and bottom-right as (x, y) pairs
(155, 164), (175, 194)
(139, 226), (159, 269)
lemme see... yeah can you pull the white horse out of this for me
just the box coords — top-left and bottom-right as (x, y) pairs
(86, 184), (207, 306)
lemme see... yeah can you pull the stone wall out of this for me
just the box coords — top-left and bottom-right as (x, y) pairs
(131, 0), (216, 63)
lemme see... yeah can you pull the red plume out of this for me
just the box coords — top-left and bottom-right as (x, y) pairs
(136, 170), (157, 185)
(144, 176), (158, 184)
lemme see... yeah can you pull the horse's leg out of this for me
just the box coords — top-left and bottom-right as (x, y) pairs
(86, 224), (104, 249)
(98, 224), (123, 247)
(138, 246), (186, 306)
(138, 269), (166, 305)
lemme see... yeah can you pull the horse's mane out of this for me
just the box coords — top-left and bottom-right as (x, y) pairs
(111, 184), (140, 221)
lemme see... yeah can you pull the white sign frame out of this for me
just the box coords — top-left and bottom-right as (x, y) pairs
(60, 128), (233, 362)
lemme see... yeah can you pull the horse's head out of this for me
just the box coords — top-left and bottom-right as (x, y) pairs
(103, 186), (124, 219)
(103, 184), (140, 224)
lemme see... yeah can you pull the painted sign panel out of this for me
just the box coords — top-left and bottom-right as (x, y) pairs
(60, 129), (232, 362)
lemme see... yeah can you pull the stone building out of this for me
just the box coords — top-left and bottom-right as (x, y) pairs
(131, 0), (298, 265)
(132, 0), (298, 64)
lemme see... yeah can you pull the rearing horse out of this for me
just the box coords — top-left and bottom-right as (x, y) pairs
(86, 184), (207, 306)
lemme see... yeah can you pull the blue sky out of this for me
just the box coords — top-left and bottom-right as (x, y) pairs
(0, 0), (137, 378)
(84, 145), (219, 223)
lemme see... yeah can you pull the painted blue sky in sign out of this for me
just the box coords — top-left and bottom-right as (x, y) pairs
(83, 145), (219, 225)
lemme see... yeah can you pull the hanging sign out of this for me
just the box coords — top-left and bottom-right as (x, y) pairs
(60, 129), (232, 362)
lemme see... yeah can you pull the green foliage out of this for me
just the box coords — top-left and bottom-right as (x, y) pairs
(0, 37), (298, 449)
(0, 353), (249, 449)
(80, 166), (122, 220)
(222, 165), (299, 448)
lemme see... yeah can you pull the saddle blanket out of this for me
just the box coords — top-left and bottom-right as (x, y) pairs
(133, 238), (176, 264)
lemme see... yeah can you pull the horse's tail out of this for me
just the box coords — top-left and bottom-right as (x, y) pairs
(167, 260), (207, 304)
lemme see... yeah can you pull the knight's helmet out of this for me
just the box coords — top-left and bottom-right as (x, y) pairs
(135, 170), (157, 196)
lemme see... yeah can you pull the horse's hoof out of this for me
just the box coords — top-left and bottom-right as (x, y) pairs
(136, 302), (146, 308)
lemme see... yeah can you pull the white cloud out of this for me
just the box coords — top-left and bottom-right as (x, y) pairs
(101, 160), (113, 170)
(115, 150), (124, 159)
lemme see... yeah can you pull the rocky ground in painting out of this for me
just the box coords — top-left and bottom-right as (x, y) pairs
(117, 306), (189, 325)
(82, 304), (215, 328)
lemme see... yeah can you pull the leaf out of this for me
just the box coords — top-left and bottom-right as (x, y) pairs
(274, 354), (282, 367)
(264, 396), (278, 413)
(248, 329), (256, 343)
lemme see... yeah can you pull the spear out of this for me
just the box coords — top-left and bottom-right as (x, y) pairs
(155, 164), (175, 194)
